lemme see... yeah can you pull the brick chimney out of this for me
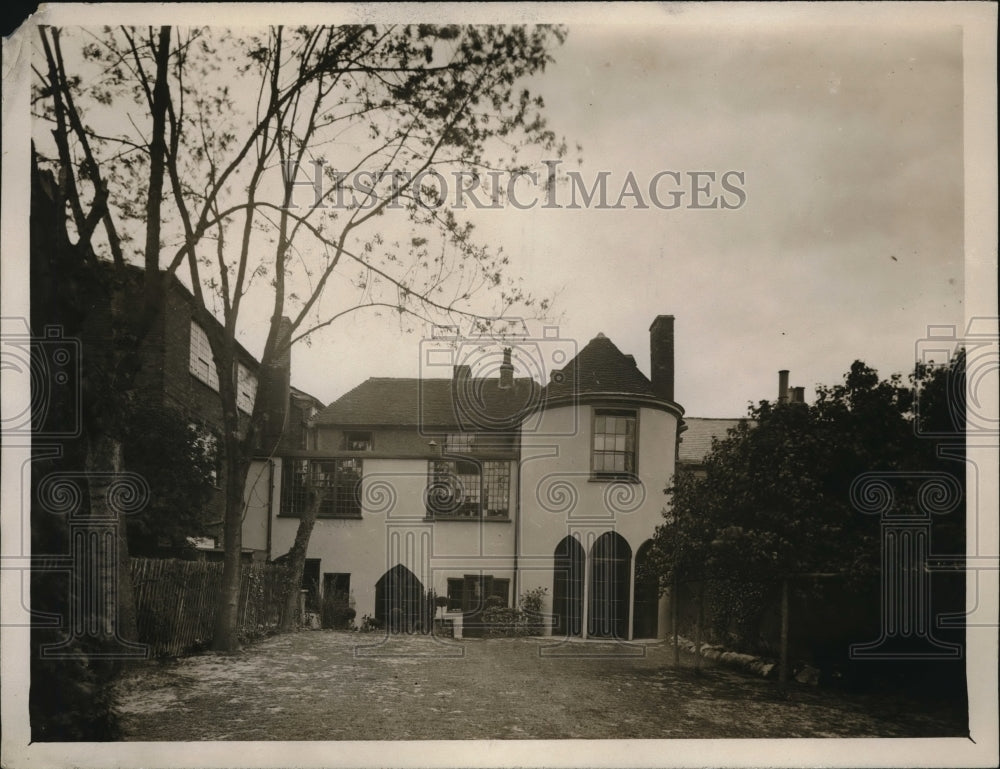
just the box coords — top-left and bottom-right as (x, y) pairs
(778, 370), (789, 403)
(498, 348), (514, 390)
(790, 386), (805, 404)
(649, 315), (675, 403)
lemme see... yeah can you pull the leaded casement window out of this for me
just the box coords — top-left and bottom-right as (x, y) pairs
(445, 432), (475, 453)
(592, 408), (638, 479)
(281, 458), (363, 518)
(426, 459), (511, 519)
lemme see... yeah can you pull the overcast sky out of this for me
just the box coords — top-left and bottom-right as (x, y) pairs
(16, 8), (970, 419)
(269, 19), (965, 417)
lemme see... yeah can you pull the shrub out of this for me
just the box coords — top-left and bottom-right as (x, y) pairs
(359, 614), (383, 632)
(321, 592), (356, 630)
(481, 588), (549, 637)
(521, 586), (547, 612)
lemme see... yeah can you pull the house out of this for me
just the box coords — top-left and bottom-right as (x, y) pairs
(675, 369), (802, 478)
(31, 251), (320, 559)
(244, 316), (685, 639)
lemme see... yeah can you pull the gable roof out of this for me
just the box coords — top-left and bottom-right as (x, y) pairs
(542, 333), (659, 401)
(311, 376), (541, 431)
(677, 417), (749, 465)
(313, 331), (687, 430)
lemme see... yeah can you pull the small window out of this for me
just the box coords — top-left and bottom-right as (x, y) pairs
(189, 321), (219, 390)
(592, 408), (637, 480)
(344, 431), (373, 451)
(446, 575), (509, 612)
(236, 363), (257, 414)
(446, 578), (465, 612)
(445, 432), (475, 453)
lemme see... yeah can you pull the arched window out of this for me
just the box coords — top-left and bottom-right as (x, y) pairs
(552, 536), (585, 638)
(633, 539), (659, 639)
(589, 532), (632, 639)
(375, 564), (426, 633)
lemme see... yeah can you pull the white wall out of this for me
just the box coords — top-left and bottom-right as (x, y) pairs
(269, 457), (518, 621)
(258, 400), (676, 632)
(518, 401), (678, 638)
(242, 459), (272, 553)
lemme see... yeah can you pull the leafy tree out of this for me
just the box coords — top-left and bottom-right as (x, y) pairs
(33, 24), (569, 651)
(650, 356), (965, 666)
(120, 406), (218, 556)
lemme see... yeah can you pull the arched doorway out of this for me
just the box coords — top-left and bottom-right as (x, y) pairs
(589, 532), (631, 639)
(632, 539), (659, 639)
(552, 536), (585, 638)
(375, 564), (426, 633)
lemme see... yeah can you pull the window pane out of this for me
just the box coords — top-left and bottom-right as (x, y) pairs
(483, 461), (510, 518)
(447, 579), (464, 611)
(615, 435), (626, 452)
(613, 454), (625, 472)
(594, 416), (606, 433)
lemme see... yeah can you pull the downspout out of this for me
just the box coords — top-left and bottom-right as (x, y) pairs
(513, 426), (521, 603)
(265, 458), (275, 560)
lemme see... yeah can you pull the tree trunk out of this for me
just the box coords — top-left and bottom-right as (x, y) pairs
(279, 482), (323, 631)
(779, 578), (790, 687)
(211, 425), (248, 651)
(672, 575), (680, 667)
(694, 582), (704, 672)
(83, 431), (139, 646)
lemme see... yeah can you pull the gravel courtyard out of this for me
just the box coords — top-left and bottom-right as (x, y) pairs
(115, 631), (967, 741)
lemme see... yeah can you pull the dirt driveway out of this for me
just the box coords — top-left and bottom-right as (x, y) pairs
(115, 631), (966, 740)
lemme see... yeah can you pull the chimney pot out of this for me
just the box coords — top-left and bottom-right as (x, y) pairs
(649, 315), (675, 403)
(498, 347), (514, 390)
(778, 370), (790, 403)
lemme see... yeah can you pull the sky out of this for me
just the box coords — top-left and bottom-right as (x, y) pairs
(274, 19), (965, 417)
(19, 8), (970, 419)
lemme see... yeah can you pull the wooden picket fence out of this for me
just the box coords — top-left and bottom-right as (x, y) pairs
(130, 558), (290, 657)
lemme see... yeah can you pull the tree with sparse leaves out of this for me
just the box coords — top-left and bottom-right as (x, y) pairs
(33, 24), (569, 652)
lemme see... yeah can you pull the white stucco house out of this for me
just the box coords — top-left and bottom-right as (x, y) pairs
(243, 315), (685, 639)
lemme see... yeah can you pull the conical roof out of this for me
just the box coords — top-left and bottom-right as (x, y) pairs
(543, 333), (658, 401)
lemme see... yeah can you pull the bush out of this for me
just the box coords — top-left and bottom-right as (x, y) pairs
(359, 614), (383, 632)
(321, 592), (356, 630)
(481, 588), (548, 637)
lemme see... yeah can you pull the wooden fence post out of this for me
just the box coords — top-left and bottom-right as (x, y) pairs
(779, 577), (790, 687)
(694, 581), (704, 672)
(672, 575), (680, 667)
